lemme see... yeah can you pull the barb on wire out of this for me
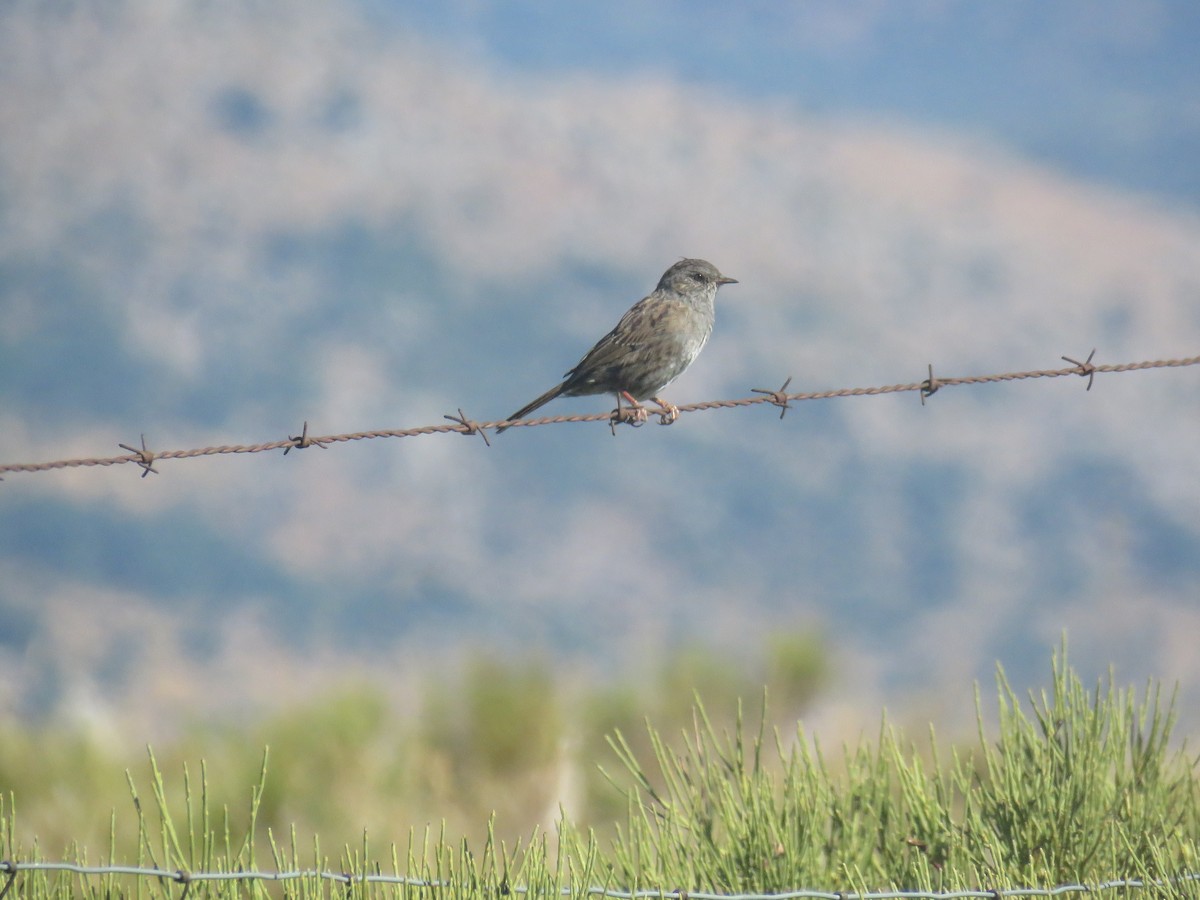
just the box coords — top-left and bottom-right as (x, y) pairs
(1, 352), (1197, 478)
(0, 860), (1196, 899)
(752, 376), (794, 419)
(1061, 349), (1097, 391)
(919, 365), (939, 406)
(284, 421), (329, 454)
(444, 409), (492, 447)
(117, 434), (159, 478)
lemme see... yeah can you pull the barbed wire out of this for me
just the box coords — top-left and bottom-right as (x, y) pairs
(2, 860), (1197, 900)
(1, 351), (1197, 478)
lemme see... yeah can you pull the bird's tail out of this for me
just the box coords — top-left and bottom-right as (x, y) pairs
(496, 383), (566, 432)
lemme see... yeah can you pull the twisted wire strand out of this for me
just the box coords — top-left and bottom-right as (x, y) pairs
(1, 354), (1196, 477)
(1, 860), (1197, 899)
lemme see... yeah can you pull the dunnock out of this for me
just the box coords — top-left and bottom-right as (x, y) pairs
(498, 258), (736, 431)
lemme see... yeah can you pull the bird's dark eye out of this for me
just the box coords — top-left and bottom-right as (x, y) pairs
(691, 272), (706, 283)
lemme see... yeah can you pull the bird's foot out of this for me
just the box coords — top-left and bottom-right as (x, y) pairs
(650, 396), (679, 425)
(610, 393), (649, 433)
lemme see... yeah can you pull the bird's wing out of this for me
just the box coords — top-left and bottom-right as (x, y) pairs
(563, 293), (678, 379)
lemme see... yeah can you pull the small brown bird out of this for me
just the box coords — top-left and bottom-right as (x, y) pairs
(497, 258), (736, 431)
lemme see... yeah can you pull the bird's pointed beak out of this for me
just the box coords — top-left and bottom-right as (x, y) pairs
(718, 276), (738, 285)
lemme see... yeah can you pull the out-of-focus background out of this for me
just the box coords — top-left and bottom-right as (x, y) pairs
(1, 0), (1198, 851)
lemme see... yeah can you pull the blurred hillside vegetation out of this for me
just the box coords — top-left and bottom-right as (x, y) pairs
(2, 639), (1198, 898)
(0, 630), (827, 858)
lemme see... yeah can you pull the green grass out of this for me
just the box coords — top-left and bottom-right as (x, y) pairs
(1, 642), (1197, 898)
(602, 650), (1197, 894)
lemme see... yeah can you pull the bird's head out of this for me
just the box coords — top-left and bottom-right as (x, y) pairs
(658, 258), (737, 294)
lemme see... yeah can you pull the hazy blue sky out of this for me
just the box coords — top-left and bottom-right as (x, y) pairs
(1, 1), (1198, 736)
(364, 0), (1200, 206)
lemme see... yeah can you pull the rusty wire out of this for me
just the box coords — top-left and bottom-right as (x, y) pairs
(0, 352), (1196, 478)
